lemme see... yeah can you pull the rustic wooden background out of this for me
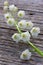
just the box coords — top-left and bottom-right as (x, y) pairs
(0, 0), (43, 65)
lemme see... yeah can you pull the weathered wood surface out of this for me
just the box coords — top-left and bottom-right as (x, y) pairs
(0, 0), (43, 65)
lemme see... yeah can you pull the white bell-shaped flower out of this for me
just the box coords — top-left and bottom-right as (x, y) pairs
(12, 33), (21, 43)
(18, 10), (25, 18)
(30, 27), (40, 38)
(9, 5), (18, 12)
(7, 18), (15, 26)
(18, 20), (26, 29)
(13, 6), (18, 12)
(26, 21), (33, 30)
(9, 5), (15, 11)
(20, 49), (32, 60)
(4, 13), (12, 19)
(21, 31), (30, 42)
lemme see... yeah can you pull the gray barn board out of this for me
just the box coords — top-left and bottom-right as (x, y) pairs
(0, 0), (43, 65)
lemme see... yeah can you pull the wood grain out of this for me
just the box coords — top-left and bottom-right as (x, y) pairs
(0, 0), (43, 65)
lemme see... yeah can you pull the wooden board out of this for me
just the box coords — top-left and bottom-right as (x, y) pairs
(0, 0), (43, 65)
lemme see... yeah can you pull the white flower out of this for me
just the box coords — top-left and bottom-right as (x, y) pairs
(12, 33), (21, 43)
(21, 31), (30, 42)
(13, 6), (18, 12)
(4, 13), (12, 19)
(20, 49), (32, 60)
(3, 6), (8, 11)
(18, 10), (25, 18)
(7, 18), (15, 26)
(26, 21), (33, 30)
(9, 5), (14, 11)
(18, 20), (26, 29)
(4, 1), (9, 6)
(9, 5), (18, 12)
(30, 27), (40, 38)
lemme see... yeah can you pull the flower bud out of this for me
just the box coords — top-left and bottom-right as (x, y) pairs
(20, 49), (32, 60)
(4, 1), (9, 6)
(3, 6), (8, 11)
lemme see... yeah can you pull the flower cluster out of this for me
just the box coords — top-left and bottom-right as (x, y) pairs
(3, 1), (42, 60)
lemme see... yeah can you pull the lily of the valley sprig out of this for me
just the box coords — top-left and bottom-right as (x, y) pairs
(4, 1), (43, 60)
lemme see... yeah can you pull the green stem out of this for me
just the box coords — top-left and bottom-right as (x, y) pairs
(14, 21), (43, 57)
(28, 41), (43, 57)
(14, 21), (22, 34)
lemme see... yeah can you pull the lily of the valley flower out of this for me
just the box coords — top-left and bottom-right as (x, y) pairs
(4, 13), (12, 19)
(18, 10), (25, 18)
(20, 49), (32, 60)
(21, 31), (30, 42)
(18, 20), (26, 29)
(9, 5), (15, 11)
(13, 6), (18, 12)
(12, 33), (21, 43)
(7, 18), (15, 26)
(9, 5), (18, 12)
(26, 21), (33, 30)
(30, 27), (40, 38)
